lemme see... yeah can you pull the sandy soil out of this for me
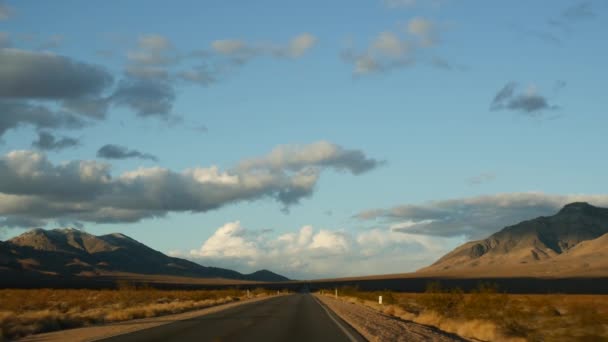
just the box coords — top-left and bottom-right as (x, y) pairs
(315, 294), (467, 342)
(17, 296), (278, 342)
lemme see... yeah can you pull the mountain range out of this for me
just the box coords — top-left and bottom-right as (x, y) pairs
(0, 228), (288, 285)
(418, 202), (608, 277)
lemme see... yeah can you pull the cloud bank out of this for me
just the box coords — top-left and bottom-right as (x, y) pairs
(182, 221), (458, 279)
(356, 192), (608, 239)
(0, 141), (380, 228)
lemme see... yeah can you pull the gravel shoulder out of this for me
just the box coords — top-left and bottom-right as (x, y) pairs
(315, 294), (468, 342)
(17, 295), (280, 342)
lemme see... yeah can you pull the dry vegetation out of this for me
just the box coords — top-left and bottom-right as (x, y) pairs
(0, 284), (273, 341)
(327, 284), (608, 342)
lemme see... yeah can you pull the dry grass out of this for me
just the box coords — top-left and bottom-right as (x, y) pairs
(328, 284), (608, 342)
(0, 285), (275, 341)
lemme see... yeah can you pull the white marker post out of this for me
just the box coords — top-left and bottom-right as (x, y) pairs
(379, 296), (383, 305)
(247, 289), (250, 298)
(335, 288), (338, 299)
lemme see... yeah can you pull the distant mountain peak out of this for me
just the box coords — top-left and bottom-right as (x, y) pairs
(55, 227), (83, 233)
(558, 202), (604, 215)
(418, 202), (608, 277)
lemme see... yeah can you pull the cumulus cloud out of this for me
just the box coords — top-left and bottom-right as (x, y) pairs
(491, 82), (560, 115)
(184, 221), (456, 279)
(97, 144), (158, 161)
(355, 192), (608, 239)
(0, 141), (379, 227)
(341, 18), (449, 75)
(32, 131), (80, 151)
(0, 49), (113, 100)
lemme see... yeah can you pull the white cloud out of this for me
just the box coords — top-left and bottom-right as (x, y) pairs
(407, 17), (437, 46)
(341, 17), (445, 75)
(138, 34), (171, 51)
(372, 31), (408, 57)
(285, 33), (317, 58)
(212, 40), (248, 55)
(186, 221), (460, 279)
(210, 33), (317, 62)
(193, 221), (259, 259)
(356, 192), (608, 239)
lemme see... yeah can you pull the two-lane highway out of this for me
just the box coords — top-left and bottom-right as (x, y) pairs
(100, 294), (366, 342)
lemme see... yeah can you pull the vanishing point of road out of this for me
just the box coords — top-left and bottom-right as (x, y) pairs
(100, 293), (367, 342)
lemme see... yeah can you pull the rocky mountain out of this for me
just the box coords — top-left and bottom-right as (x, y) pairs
(418, 202), (608, 277)
(0, 228), (289, 284)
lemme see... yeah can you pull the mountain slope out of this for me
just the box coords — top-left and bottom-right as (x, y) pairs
(418, 202), (608, 277)
(1, 228), (288, 283)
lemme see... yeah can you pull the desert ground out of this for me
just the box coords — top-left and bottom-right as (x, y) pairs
(320, 285), (608, 342)
(0, 286), (277, 341)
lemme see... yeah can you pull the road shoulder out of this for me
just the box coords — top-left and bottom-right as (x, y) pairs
(314, 294), (467, 342)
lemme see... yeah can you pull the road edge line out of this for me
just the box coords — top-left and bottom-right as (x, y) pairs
(312, 294), (364, 342)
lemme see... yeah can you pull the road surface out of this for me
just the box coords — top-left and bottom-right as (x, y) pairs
(100, 293), (366, 342)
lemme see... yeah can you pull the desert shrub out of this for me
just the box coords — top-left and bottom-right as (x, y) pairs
(419, 282), (464, 317)
(463, 282), (509, 320)
(0, 287), (275, 340)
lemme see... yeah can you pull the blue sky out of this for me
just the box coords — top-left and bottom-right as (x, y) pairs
(0, 0), (606, 279)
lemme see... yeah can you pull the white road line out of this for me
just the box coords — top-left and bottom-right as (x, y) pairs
(312, 295), (361, 342)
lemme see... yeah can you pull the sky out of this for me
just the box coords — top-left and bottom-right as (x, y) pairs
(0, 0), (606, 279)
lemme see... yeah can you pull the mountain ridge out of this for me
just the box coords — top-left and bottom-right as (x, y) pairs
(1, 228), (289, 283)
(418, 202), (608, 277)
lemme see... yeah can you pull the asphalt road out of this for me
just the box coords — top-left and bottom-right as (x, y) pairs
(100, 294), (366, 342)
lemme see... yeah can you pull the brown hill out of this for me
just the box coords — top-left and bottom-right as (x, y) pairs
(417, 202), (608, 277)
(0, 228), (288, 286)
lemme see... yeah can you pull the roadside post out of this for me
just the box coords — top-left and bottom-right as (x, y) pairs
(335, 288), (338, 299)
(379, 296), (383, 305)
